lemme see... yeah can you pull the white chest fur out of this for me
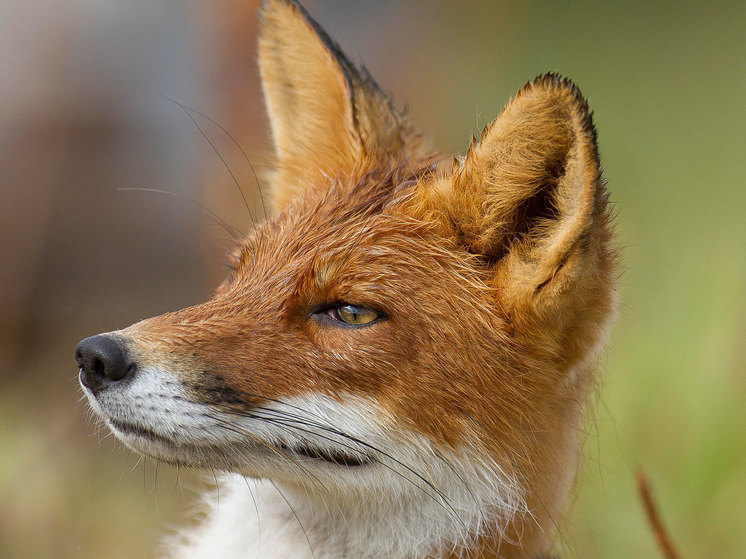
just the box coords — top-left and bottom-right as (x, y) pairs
(166, 463), (525, 559)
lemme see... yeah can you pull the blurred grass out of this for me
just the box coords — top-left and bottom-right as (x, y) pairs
(1, 1), (745, 557)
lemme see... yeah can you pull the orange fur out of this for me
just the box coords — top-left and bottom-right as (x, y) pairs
(78, 1), (616, 557)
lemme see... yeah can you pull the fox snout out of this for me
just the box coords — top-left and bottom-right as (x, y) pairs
(76, 334), (135, 392)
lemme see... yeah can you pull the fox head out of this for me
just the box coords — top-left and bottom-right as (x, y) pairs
(76, 1), (616, 557)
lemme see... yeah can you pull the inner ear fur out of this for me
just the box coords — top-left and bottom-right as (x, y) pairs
(441, 74), (614, 351)
(258, 0), (425, 211)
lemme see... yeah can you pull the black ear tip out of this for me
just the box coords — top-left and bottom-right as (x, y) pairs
(522, 73), (586, 106)
(259, 0), (304, 18)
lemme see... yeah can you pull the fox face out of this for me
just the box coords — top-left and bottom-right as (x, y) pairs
(76, 1), (616, 558)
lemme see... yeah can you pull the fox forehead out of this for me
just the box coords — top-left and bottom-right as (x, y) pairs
(222, 165), (478, 308)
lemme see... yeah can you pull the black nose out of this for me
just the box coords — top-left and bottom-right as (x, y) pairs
(75, 335), (136, 392)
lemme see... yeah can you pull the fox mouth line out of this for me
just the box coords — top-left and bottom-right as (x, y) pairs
(109, 418), (175, 446)
(110, 418), (369, 467)
(279, 442), (370, 467)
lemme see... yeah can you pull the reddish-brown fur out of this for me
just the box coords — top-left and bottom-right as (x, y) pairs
(83, 1), (617, 557)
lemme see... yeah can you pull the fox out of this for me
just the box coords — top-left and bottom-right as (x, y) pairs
(75, 0), (617, 557)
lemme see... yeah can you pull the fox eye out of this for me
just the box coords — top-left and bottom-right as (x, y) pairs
(330, 304), (382, 326)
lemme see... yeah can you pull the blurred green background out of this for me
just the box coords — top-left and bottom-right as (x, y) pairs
(1, 1), (744, 557)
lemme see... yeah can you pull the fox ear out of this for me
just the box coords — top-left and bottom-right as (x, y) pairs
(439, 75), (613, 342)
(258, 0), (422, 211)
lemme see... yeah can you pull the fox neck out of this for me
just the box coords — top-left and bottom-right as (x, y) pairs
(266, 439), (577, 559)
(267, 479), (517, 559)
(175, 420), (583, 559)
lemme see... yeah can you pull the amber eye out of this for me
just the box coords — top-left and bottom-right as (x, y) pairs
(333, 304), (381, 326)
